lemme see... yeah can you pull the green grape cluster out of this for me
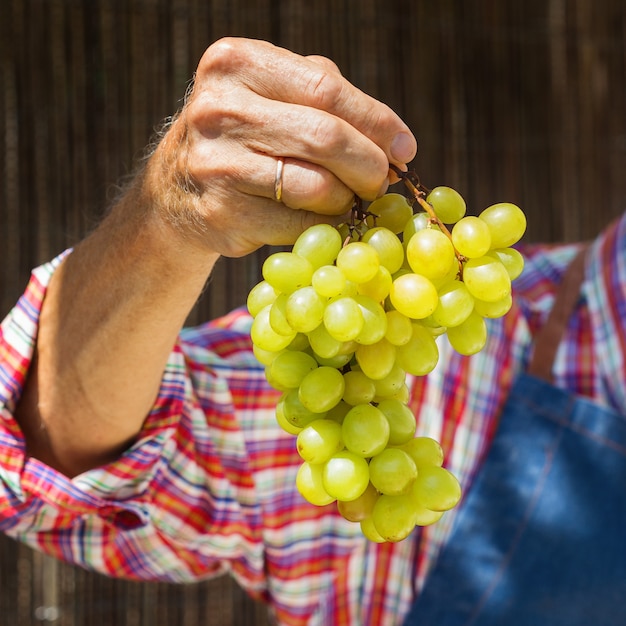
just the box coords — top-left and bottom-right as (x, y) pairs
(247, 181), (526, 543)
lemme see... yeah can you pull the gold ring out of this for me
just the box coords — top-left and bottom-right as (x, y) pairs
(274, 157), (285, 203)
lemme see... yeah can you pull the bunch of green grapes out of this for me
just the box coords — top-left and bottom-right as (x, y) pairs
(247, 174), (526, 543)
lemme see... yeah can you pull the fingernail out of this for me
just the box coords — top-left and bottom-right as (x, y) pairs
(391, 132), (416, 162)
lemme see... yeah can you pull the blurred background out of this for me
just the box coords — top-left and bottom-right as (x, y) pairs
(1, 0), (625, 624)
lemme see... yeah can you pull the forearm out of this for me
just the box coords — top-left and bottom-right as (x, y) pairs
(17, 147), (218, 477)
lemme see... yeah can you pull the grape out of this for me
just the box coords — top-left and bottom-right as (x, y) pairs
(366, 193), (413, 233)
(342, 403), (390, 457)
(384, 310), (413, 346)
(395, 324), (439, 376)
(473, 293), (512, 318)
(426, 186), (466, 224)
(287, 333), (310, 352)
(248, 184), (527, 544)
(387, 384), (410, 404)
(315, 352), (353, 368)
(262, 252), (313, 293)
(325, 400), (351, 424)
(446, 310), (487, 355)
(411, 466), (462, 511)
(342, 370), (377, 406)
(400, 437), (444, 468)
(269, 294), (295, 336)
(292, 223), (343, 269)
(431, 280), (474, 328)
(377, 398), (417, 445)
(252, 343), (282, 366)
(414, 505), (445, 526)
(369, 448), (417, 495)
(285, 286), (326, 333)
(462, 256), (511, 302)
(336, 241), (380, 283)
(337, 482), (379, 522)
(490, 248), (525, 280)
(298, 366), (345, 413)
(322, 451), (370, 501)
(451, 216), (492, 258)
(420, 315), (446, 337)
(361, 226), (405, 273)
(312, 264), (347, 298)
(389, 273), (439, 320)
(251, 306), (296, 351)
(403, 211), (433, 243)
(296, 419), (344, 464)
(264, 366), (291, 392)
(247, 280), (279, 317)
(432, 257), (461, 289)
(336, 279), (358, 298)
(268, 350), (318, 390)
(275, 397), (303, 435)
(354, 295), (388, 345)
(282, 389), (327, 428)
(355, 339), (396, 380)
(371, 494), (417, 542)
(406, 228), (456, 281)
(360, 516), (386, 543)
(371, 363), (406, 399)
(479, 202), (527, 248)
(323, 296), (364, 342)
(307, 323), (344, 359)
(356, 266), (392, 302)
(296, 462), (335, 506)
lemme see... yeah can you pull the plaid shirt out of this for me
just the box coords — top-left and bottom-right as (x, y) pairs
(1, 214), (625, 625)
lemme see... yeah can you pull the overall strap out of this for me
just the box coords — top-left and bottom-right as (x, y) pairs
(527, 245), (589, 382)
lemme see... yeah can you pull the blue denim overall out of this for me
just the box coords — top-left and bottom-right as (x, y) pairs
(405, 250), (626, 625)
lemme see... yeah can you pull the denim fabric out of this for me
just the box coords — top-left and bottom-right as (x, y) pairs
(405, 374), (626, 626)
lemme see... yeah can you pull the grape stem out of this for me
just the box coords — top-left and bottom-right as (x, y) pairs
(389, 164), (466, 277)
(346, 196), (377, 244)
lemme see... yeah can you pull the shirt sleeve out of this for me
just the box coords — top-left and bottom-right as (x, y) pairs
(0, 253), (269, 589)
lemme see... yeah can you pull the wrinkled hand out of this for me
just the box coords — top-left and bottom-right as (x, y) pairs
(144, 37), (417, 258)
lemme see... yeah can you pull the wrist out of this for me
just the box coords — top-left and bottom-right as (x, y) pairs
(134, 112), (219, 261)
(101, 138), (219, 283)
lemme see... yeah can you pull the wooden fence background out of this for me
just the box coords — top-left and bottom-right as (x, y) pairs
(1, 0), (625, 624)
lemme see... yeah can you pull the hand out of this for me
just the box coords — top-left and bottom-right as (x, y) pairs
(143, 37), (417, 258)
